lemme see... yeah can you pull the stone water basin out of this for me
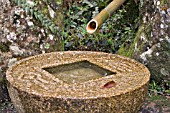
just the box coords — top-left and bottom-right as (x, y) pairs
(6, 51), (150, 113)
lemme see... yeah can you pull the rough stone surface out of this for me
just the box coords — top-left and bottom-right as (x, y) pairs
(6, 51), (150, 113)
(0, 0), (64, 111)
(118, 0), (170, 87)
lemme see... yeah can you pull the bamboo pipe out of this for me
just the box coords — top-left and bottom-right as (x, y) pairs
(86, 0), (126, 34)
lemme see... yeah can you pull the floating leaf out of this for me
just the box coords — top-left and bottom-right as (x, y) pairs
(101, 81), (116, 89)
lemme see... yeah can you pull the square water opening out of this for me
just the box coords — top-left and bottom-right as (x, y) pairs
(43, 60), (116, 84)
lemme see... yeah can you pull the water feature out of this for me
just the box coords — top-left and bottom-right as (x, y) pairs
(6, 51), (150, 113)
(43, 60), (115, 84)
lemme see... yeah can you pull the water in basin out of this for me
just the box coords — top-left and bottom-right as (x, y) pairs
(43, 60), (115, 84)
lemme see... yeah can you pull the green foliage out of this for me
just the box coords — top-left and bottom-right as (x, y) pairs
(63, 0), (138, 52)
(149, 80), (170, 96)
(0, 42), (10, 52)
(11, 0), (139, 53)
(12, 0), (59, 34)
(149, 81), (163, 93)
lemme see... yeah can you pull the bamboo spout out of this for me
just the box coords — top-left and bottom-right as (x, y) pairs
(86, 0), (126, 34)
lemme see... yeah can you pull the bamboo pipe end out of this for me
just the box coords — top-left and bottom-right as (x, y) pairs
(86, 19), (98, 34)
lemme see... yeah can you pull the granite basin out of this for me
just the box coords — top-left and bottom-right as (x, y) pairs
(6, 51), (150, 113)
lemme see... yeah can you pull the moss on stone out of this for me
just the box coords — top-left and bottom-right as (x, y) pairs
(117, 23), (153, 59)
(0, 42), (10, 52)
(117, 25), (144, 57)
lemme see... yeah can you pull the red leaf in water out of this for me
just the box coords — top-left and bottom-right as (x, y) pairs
(101, 81), (116, 89)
